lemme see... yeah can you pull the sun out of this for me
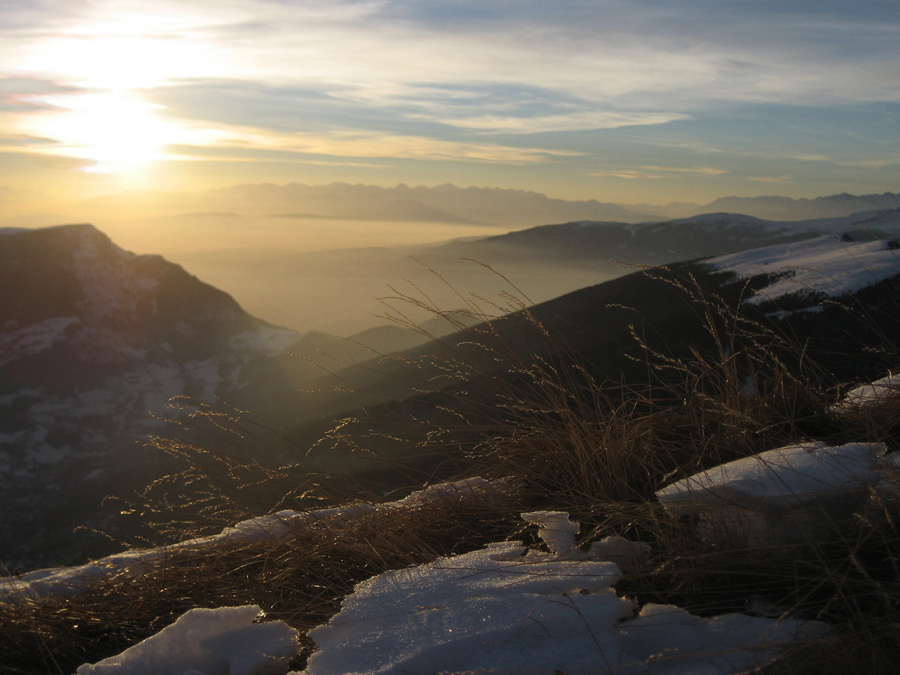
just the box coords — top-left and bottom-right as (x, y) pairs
(15, 12), (226, 176)
(26, 91), (180, 174)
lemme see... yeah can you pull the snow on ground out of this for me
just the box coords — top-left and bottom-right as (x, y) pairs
(0, 478), (497, 600)
(63, 511), (827, 675)
(656, 442), (891, 547)
(76, 605), (299, 675)
(831, 373), (900, 412)
(298, 512), (828, 675)
(0, 316), (80, 365)
(708, 234), (900, 307)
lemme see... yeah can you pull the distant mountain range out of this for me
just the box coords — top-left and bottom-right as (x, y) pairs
(63, 184), (900, 226)
(438, 208), (900, 267)
(71, 183), (656, 226)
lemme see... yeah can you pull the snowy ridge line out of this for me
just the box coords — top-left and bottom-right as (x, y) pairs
(0, 477), (508, 601)
(707, 233), (900, 310)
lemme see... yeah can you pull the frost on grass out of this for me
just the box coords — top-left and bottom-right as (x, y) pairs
(76, 605), (298, 675)
(298, 513), (826, 675)
(656, 442), (889, 547)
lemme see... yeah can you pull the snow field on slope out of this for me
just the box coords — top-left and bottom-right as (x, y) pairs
(709, 234), (900, 306)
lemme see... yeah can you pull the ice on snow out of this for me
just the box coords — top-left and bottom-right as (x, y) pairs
(47, 498), (828, 675)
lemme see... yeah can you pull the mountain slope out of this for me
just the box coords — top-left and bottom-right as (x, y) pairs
(287, 230), (900, 484)
(0, 224), (300, 569)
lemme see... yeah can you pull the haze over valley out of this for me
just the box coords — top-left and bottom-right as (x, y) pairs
(6, 184), (900, 334)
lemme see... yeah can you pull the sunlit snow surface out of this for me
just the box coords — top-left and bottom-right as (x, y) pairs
(708, 234), (900, 307)
(76, 605), (299, 675)
(299, 514), (827, 675)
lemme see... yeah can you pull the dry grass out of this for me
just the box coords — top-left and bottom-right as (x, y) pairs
(3, 264), (900, 674)
(0, 482), (524, 674)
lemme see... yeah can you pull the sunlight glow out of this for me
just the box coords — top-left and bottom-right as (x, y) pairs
(11, 8), (234, 175)
(24, 91), (184, 174)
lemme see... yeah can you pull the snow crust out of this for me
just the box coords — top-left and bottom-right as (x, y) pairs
(76, 605), (299, 675)
(522, 510), (581, 557)
(656, 442), (888, 546)
(708, 234), (900, 307)
(299, 513), (827, 675)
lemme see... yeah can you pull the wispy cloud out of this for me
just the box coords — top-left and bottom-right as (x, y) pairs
(0, 0), (898, 200)
(588, 165), (727, 180)
(749, 175), (793, 184)
(166, 123), (586, 164)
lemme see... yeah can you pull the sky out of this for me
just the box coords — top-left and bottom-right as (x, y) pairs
(1, 0), (899, 207)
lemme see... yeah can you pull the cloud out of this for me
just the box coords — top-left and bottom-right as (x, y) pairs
(0, 77), (80, 112)
(587, 165), (727, 181)
(1, 0), (898, 201)
(749, 175), (793, 184)
(638, 165), (728, 175)
(168, 124), (585, 164)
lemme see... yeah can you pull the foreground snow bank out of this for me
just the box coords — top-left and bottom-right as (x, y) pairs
(298, 513), (827, 675)
(656, 442), (890, 547)
(1, 478), (499, 600)
(76, 605), (298, 675)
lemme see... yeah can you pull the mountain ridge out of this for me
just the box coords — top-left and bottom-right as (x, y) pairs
(64, 184), (900, 225)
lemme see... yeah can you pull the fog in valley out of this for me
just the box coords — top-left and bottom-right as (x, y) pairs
(8, 183), (650, 335)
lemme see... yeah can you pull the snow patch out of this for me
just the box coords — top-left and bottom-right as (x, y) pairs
(0, 316), (79, 365)
(832, 373), (900, 412)
(709, 234), (900, 306)
(299, 514), (827, 675)
(76, 605), (299, 675)
(656, 442), (888, 547)
(0, 478), (501, 600)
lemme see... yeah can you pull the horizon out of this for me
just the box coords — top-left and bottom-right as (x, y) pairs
(4, 178), (899, 215)
(1, 1), (898, 210)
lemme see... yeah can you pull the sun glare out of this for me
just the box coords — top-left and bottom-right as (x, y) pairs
(14, 9), (233, 176)
(24, 91), (181, 174)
